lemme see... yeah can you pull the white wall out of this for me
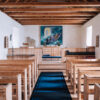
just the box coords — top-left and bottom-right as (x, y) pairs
(1, 9), (100, 59)
(0, 11), (82, 59)
(63, 25), (82, 48)
(81, 13), (100, 58)
(23, 25), (82, 48)
(0, 11), (24, 59)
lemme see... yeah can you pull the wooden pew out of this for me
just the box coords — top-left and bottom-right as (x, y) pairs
(66, 59), (100, 93)
(84, 74), (100, 100)
(0, 66), (27, 100)
(0, 83), (12, 100)
(94, 83), (100, 100)
(0, 59), (35, 95)
(7, 58), (37, 84)
(7, 56), (38, 82)
(72, 63), (100, 94)
(0, 74), (21, 100)
(66, 59), (92, 80)
(78, 70), (100, 100)
(66, 59), (100, 81)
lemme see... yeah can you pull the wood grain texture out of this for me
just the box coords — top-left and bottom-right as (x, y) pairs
(0, 2), (100, 25)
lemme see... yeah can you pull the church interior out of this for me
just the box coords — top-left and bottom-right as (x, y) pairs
(0, 0), (100, 100)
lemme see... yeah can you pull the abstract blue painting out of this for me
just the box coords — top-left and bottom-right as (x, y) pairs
(40, 26), (63, 45)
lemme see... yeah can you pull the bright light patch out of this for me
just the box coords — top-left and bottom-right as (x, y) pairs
(86, 26), (92, 46)
(12, 27), (20, 48)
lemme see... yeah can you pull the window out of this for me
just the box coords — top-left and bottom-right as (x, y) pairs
(86, 26), (92, 46)
(12, 27), (20, 48)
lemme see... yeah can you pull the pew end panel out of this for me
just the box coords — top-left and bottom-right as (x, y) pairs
(84, 74), (100, 100)
(0, 83), (12, 100)
(94, 83), (100, 100)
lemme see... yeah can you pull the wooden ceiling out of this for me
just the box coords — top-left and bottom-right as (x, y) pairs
(0, 0), (100, 25)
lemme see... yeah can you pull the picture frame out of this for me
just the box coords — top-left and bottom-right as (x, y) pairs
(4, 36), (8, 48)
(96, 35), (99, 47)
(40, 26), (63, 46)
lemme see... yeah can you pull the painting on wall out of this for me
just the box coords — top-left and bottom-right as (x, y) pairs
(96, 35), (99, 47)
(4, 36), (9, 48)
(40, 26), (63, 46)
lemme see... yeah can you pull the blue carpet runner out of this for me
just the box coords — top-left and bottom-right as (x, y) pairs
(30, 72), (72, 100)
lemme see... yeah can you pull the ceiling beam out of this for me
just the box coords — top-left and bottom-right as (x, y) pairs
(5, 0), (9, 3)
(0, 2), (100, 8)
(16, 0), (20, 3)
(21, 22), (83, 25)
(13, 16), (92, 19)
(13, 17), (90, 20)
(83, 0), (87, 2)
(94, 0), (98, 2)
(7, 12), (97, 16)
(17, 19), (87, 22)
(23, 0), (37, 2)
(24, 0), (29, 2)
(3, 7), (100, 13)
(18, 19), (86, 25)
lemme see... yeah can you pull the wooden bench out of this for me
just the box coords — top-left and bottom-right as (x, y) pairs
(11, 59), (35, 83)
(66, 59), (100, 81)
(7, 57), (38, 83)
(0, 60), (35, 94)
(11, 58), (37, 84)
(0, 67), (27, 100)
(84, 74), (100, 100)
(78, 70), (100, 100)
(0, 74), (21, 100)
(66, 59), (100, 93)
(0, 83), (12, 100)
(94, 83), (100, 100)
(72, 63), (100, 94)
(66, 59), (93, 80)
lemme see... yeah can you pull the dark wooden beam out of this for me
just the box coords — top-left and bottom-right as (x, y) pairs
(0, 2), (100, 8)
(23, 0), (37, 2)
(5, 0), (9, 3)
(17, 19), (87, 22)
(21, 23), (83, 25)
(12, 16), (92, 19)
(3, 7), (100, 13)
(7, 12), (97, 16)
(16, 0), (20, 3)
(17, 19), (86, 23)
(12, 16), (93, 18)
(18, 19), (86, 25)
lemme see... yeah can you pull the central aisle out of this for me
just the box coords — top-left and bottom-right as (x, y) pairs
(30, 72), (72, 100)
